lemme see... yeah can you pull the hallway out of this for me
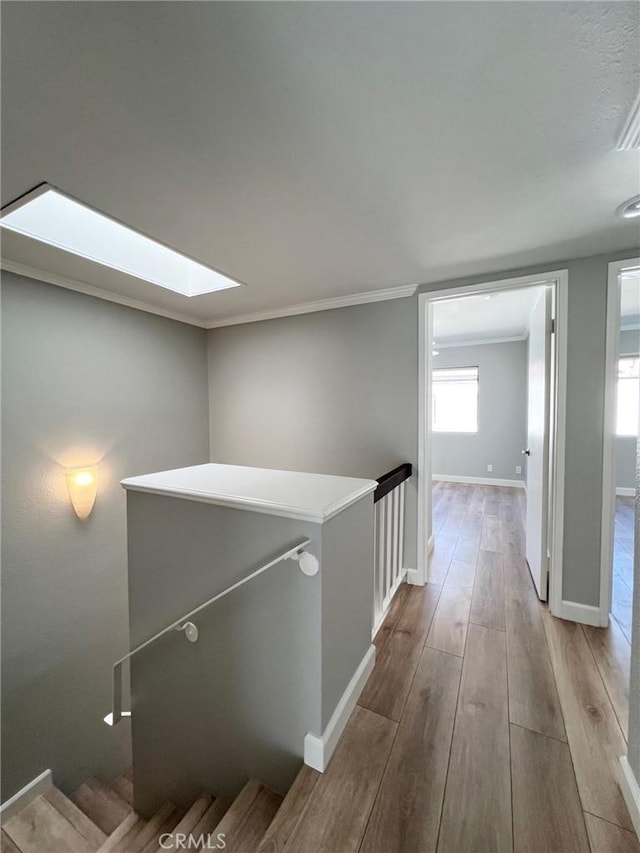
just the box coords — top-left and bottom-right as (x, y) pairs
(283, 482), (638, 852)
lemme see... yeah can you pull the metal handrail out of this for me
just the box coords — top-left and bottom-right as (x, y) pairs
(105, 538), (317, 726)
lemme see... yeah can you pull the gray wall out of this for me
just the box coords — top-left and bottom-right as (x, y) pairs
(616, 329), (640, 491)
(125, 490), (373, 815)
(1, 272), (210, 800)
(207, 298), (418, 569)
(431, 341), (527, 482)
(207, 249), (637, 609)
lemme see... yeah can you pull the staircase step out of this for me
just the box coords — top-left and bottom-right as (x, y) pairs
(188, 799), (230, 849)
(95, 812), (145, 853)
(122, 802), (176, 853)
(215, 781), (282, 853)
(228, 786), (282, 852)
(44, 785), (107, 848)
(3, 794), (94, 853)
(110, 774), (134, 806)
(212, 780), (263, 838)
(138, 806), (186, 853)
(256, 765), (319, 853)
(70, 778), (133, 835)
(1, 829), (22, 853)
(157, 795), (214, 851)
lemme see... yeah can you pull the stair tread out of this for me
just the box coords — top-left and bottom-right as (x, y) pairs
(138, 806), (186, 853)
(1, 828), (23, 853)
(3, 794), (94, 853)
(158, 795), (214, 851)
(110, 775), (134, 806)
(95, 812), (144, 853)
(212, 780), (263, 838)
(256, 765), (319, 853)
(212, 782), (282, 853)
(70, 779), (133, 835)
(227, 786), (282, 853)
(44, 786), (107, 848)
(123, 802), (176, 853)
(189, 799), (230, 847)
(86, 778), (132, 817)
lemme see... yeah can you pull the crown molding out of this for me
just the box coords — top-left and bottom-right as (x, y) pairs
(204, 284), (418, 329)
(434, 333), (528, 349)
(0, 258), (203, 327)
(1, 258), (418, 330)
(617, 90), (640, 150)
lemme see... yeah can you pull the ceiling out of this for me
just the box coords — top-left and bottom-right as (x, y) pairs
(433, 287), (545, 347)
(1, 2), (639, 327)
(434, 269), (640, 347)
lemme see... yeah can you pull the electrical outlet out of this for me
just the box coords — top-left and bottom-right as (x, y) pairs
(487, 464), (493, 473)
(516, 465), (522, 475)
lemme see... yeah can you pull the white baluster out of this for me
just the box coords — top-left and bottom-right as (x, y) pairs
(398, 481), (405, 583)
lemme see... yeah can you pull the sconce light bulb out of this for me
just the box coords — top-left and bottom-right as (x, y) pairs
(66, 466), (99, 520)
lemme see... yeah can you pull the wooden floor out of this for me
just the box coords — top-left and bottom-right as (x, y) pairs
(288, 482), (638, 853)
(613, 496), (635, 645)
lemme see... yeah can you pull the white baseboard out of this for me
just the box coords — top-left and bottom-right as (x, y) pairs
(404, 537), (433, 588)
(1, 769), (52, 824)
(433, 474), (525, 489)
(554, 599), (607, 627)
(616, 487), (636, 497)
(304, 645), (376, 773)
(406, 568), (424, 586)
(619, 756), (640, 837)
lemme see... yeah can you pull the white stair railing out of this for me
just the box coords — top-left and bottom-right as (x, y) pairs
(373, 463), (411, 635)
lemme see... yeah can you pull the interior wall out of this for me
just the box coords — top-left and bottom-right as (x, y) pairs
(206, 249), (636, 609)
(1, 272), (210, 800)
(207, 297), (418, 569)
(616, 328), (640, 492)
(431, 340), (527, 482)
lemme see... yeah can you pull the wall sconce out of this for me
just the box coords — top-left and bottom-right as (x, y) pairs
(66, 466), (99, 520)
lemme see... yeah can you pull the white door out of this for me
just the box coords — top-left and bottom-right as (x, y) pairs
(525, 289), (552, 600)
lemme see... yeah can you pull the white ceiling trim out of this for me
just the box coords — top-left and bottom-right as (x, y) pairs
(1, 258), (418, 330)
(204, 284), (418, 329)
(0, 258), (203, 327)
(617, 90), (640, 150)
(435, 333), (528, 349)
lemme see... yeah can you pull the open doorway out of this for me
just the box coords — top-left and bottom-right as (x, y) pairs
(601, 259), (640, 640)
(417, 271), (568, 617)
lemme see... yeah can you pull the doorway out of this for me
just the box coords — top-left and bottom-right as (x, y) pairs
(417, 271), (568, 618)
(601, 259), (640, 637)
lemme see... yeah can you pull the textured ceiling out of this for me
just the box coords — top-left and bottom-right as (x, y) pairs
(1, 1), (639, 325)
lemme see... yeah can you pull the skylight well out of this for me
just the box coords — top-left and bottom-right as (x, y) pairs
(0, 184), (242, 297)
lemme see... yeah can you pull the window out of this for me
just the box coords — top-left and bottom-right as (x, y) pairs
(0, 185), (242, 297)
(432, 367), (479, 433)
(617, 356), (640, 437)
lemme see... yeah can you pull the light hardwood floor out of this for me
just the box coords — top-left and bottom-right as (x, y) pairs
(293, 482), (637, 853)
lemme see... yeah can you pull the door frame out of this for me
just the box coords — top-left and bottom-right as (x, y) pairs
(417, 269), (568, 620)
(600, 257), (640, 624)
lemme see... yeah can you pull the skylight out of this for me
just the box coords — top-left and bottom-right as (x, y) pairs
(0, 184), (243, 297)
